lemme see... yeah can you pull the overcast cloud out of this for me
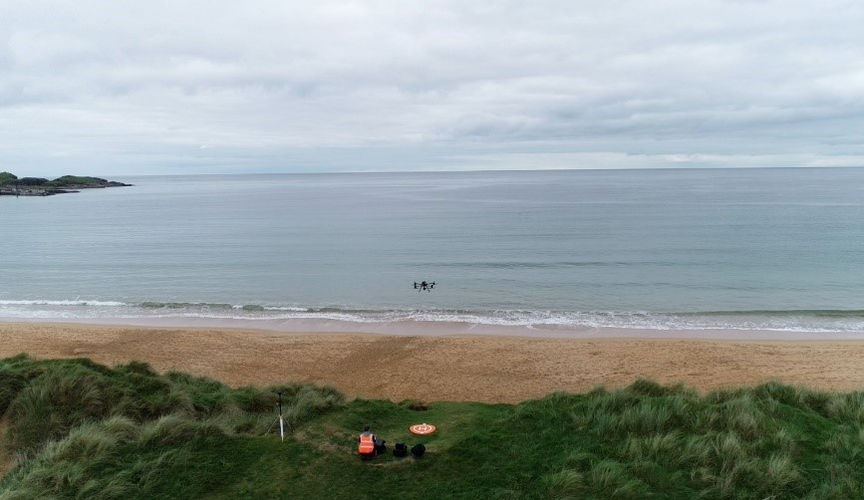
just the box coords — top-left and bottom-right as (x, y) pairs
(1, 0), (863, 176)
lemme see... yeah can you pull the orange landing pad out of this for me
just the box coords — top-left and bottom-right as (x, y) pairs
(409, 423), (437, 435)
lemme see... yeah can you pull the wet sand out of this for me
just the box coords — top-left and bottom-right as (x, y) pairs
(2, 322), (864, 403)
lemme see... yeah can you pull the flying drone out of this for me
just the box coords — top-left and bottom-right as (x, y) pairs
(413, 280), (436, 292)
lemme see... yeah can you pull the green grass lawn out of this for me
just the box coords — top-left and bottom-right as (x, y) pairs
(2, 354), (864, 498)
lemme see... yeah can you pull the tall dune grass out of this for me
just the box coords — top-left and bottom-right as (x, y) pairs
(0, 353), (343, 499)
(3, 355), (864, 498)
(532, 378), (864, 498)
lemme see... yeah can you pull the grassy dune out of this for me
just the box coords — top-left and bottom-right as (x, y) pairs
(1, 355), (864, 498)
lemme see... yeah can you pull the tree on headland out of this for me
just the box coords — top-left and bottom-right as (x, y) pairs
(0, 172), (17, 185)
(13, 177), (49, 186)
(47, 175), (112, 186)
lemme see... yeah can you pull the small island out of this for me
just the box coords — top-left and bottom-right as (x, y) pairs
(0, 172), (131, 196)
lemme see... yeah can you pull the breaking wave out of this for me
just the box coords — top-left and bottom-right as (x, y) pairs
(2, 298), (864, 333)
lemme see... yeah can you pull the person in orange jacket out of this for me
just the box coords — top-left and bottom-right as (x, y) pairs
(358, 425), (376, 457)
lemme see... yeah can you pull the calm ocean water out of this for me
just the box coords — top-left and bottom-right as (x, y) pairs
(2, 168), (864, 333)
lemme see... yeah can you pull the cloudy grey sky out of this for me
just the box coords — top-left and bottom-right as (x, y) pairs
(1, 0), (863, 176)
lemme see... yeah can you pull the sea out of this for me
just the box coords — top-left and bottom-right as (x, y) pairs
(2, 167), (864, 336)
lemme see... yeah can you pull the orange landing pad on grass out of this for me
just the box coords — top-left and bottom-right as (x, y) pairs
(409, 423), (437, 435)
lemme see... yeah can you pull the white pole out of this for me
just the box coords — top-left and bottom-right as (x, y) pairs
(276, 391), (285, 442)
(279, 415), (284, 442)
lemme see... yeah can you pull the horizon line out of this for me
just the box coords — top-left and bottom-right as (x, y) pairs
(109, 164), (864, 177)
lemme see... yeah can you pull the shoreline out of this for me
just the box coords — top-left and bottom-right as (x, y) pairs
(2, 321), (864, 403)
(4, 315), (864, 341)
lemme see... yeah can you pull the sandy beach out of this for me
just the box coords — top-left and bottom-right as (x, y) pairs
(2, 322), (864, 403)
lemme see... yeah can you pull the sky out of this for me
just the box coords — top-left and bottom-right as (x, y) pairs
(1, 0), (863, 176)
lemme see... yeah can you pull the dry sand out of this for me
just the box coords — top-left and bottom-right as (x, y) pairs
(2, 322), (864, 403)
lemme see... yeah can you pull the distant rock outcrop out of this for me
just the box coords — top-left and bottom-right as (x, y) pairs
(0, 172), (132, 196)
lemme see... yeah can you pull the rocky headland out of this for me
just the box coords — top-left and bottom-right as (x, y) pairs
(0, 172), (131, 196)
